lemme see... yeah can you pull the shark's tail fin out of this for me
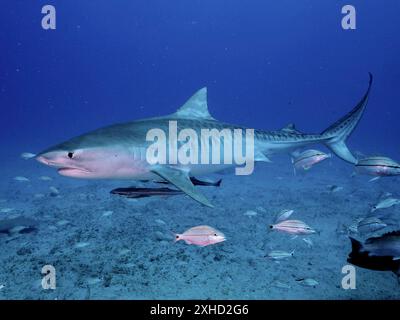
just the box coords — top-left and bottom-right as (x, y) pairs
(321, 73), (373, 164)
(349, 237), (363, 255)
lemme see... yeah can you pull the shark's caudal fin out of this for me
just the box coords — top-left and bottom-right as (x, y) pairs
(321, 73), (373, 164)
(349, 237), (363, 254)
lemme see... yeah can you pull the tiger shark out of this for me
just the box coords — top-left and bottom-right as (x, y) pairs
(36, 74), (373, 207)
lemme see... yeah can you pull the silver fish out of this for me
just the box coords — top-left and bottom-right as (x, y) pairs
(356, 156), (400, 177)
(296, 278), (319, 287)
(275, 209), (294, 223)
(291, 149), (331, 171)
(357, 217), (387, 235)
(13, 176), (29, 182)
(371, 198), (400, 212)
(243, 210), (258, 218)
(265, 250), (295, 260)
(20, 152), (36, 160)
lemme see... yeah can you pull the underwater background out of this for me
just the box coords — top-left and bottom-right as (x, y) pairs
(1, 0), (400, 299)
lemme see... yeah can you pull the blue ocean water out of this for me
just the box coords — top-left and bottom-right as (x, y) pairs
(1, 1), (400, 299)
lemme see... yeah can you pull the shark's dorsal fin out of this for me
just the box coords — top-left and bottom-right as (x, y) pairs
(172, 88), (215, 120)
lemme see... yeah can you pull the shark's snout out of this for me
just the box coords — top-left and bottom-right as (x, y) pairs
(36, 155), (55, 166)
(36, 151), (93, 178)
(36, 151), (67, 168)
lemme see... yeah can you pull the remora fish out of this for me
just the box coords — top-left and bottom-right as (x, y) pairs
(355, 156), (400, 177)
(348, 231), (400, 277)
(155, 176), (222, 187)
(110, 187), (183, 198)
(36, 74), (372, 207)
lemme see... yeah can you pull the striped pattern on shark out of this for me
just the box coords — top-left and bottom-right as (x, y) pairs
(36, 74), (373, 207)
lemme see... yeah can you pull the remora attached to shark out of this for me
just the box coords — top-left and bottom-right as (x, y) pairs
(36, 74), (373, 207)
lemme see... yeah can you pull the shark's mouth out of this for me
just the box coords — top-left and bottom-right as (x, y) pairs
(57, 167), (91, 174)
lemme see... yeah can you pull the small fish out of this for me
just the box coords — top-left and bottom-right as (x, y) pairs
(371, 197), (400, 212)
(175, 225), (226, 247)
(39, 176), (53, 181)
(155, 219), (166, 225)
(270, 280), (291, 289)
(49, 186), (60, 196)
(243, 210), (258, 218)
(20, 152), (36, 160)
(0, 208), (14, 213)
(368, 177), (381, 183)
(270, 220), (317, 235)
(14, 176), (29, 182)
(348, 218), (363, 234)
(357, 217), (387, 235)
(34, 193), (45, 199)
(0, 284), (4, 290)
(102, 210), (113, 217)
(302, 238), (314, 248)
(356, 156), (400, 177)
(275, 209), (294, 223)
(87, 278), (102, 285)
(292, 149), (331, 172)
(265, 249), (295, 260)
(296, 278), (319, 287)
(118, 249), (131, 255)
(9, 225), (29, 234)
(56, 220), (70, 226)
(74, 242), (90, 249)
(0, 217), (38, 235)
(327, 185), (343, 193)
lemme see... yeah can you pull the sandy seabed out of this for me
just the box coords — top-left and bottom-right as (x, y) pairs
(0, 156), (399, 300)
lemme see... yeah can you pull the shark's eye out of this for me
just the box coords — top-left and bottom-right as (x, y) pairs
(68, 152), (74, 159)
(214, 233), (217, 236)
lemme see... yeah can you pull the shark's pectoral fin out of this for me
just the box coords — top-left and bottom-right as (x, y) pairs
(150, 166), (214, 208)
(254, 151), (272, 163)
